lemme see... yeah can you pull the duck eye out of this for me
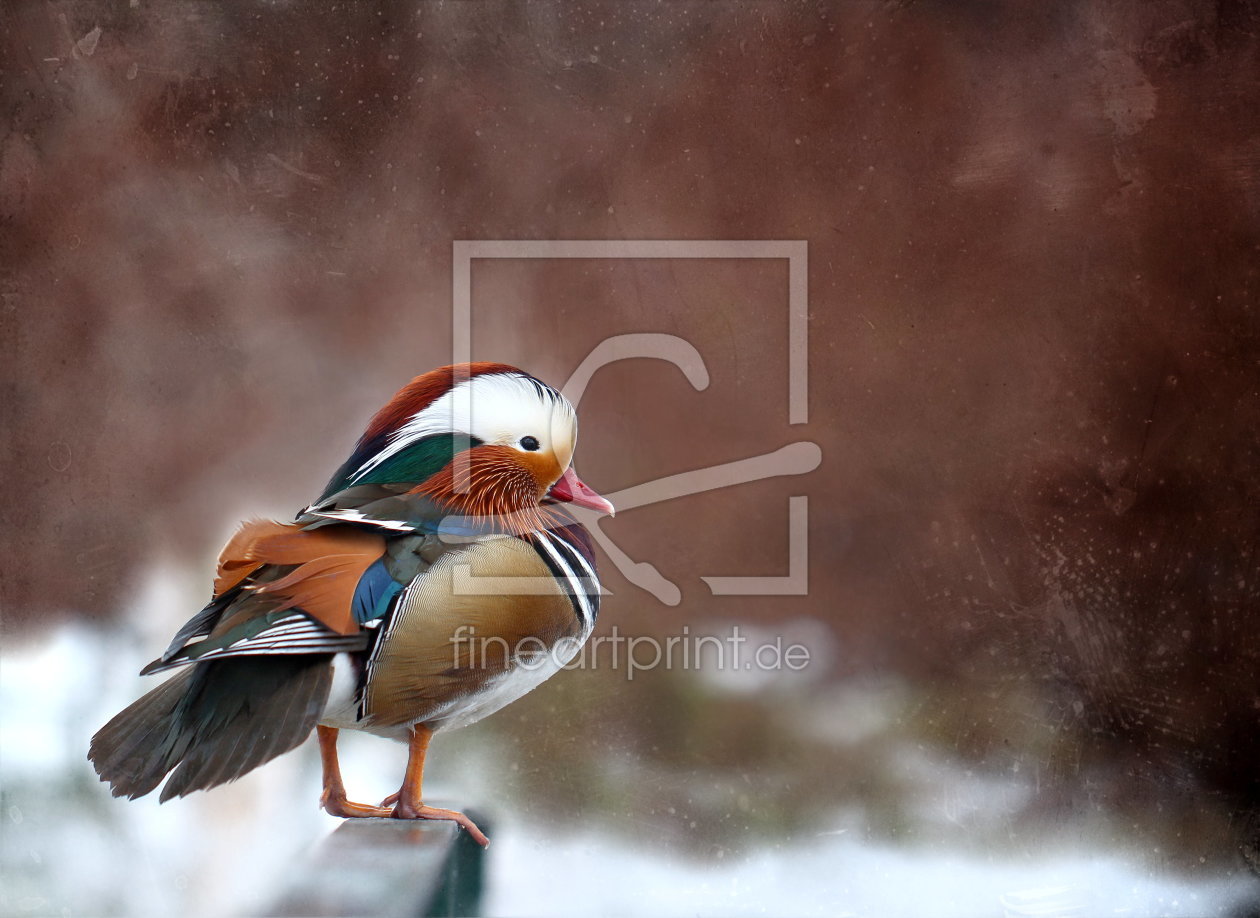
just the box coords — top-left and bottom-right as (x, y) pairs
(519, 436), (540, 451)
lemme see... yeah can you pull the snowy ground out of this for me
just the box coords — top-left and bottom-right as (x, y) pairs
(487, 828), (1258, 918)
(2, 605), (1257, 917)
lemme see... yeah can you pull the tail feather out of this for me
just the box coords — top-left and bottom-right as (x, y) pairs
(88, 669), (197, 799)
(89, 656), (332, 801)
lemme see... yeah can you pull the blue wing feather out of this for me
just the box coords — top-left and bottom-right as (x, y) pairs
(352, 557), (405, 625)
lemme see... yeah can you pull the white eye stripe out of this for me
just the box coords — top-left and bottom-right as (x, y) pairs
(350, 374), (576, 483)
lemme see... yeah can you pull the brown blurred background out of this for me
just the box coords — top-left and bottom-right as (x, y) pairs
(4, 0), (1259, 884)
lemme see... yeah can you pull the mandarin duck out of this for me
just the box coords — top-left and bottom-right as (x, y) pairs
(88, 363), (612, 846)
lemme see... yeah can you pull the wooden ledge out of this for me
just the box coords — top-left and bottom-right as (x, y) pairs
(267, 810), (489, 917)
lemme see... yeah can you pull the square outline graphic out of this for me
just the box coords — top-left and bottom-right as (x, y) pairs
(452, 240), (807, 425)
(451, 240), (810, 597)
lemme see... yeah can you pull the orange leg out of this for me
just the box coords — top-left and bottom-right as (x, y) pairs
(318, 725), (393, 818)
(389, 724), (490, 847)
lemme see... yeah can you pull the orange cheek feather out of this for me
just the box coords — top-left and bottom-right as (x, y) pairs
(413, 445), (561, 535)
(517, 450), (564, 494)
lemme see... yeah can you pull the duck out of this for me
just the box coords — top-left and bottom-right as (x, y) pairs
(88, 362), (613, 846)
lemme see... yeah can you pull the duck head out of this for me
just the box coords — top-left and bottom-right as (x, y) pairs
(325, 362), (612, 534)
